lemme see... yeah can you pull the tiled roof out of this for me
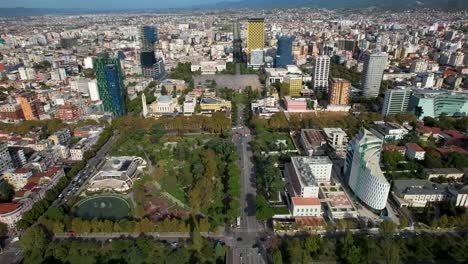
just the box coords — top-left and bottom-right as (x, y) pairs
(292, 197), (320, 206)
(0, 203), (21, 214)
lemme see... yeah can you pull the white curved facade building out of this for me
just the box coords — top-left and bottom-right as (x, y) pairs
(87, 156), (146, 192)
(345, 129), (390, 210)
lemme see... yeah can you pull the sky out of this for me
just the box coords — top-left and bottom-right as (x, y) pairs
(0, 0), (228, 9)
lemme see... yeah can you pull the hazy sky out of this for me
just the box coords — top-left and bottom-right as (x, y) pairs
(0, 0), (228, 9)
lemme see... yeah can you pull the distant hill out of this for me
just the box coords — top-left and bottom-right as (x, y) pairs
(208, 0), (468, 10)
(0, 8), (97, 17)
(0, 0), (466, 17)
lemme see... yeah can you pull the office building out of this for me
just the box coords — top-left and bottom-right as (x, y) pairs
(275, 36), (294, 68)
(93, 53), (127, 116)
(344, 128), (390, 210)
(246, 18), (265, 63)
(409, 89), (468, 119)
(381, 88), (412, 117)
(139, 25), (163, 79)
(329, 78), (350, 105)
(312, 55), (330, 93)
(283, 75), (303, 96)
(0, 142), (14, 174)
(361, 52), (388, 98)
(233, 20), (243, 63)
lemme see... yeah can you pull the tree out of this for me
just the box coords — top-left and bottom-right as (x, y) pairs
(161, 85), (168, 95)
(341, 232), (365, 264)
(20, 225), (50, 263)
(255, 195), (274, 221)
(0, 181), (14, 202)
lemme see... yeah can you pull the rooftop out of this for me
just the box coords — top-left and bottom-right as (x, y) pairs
(394, 179), (448, 196)
(292, 197), (320, 206)
(0, 203), (21, 214)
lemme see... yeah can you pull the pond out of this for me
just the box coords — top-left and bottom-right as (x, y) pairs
(74, 195), (130, 220)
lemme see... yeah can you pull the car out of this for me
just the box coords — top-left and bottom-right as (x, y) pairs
(237, 237), (242, 241)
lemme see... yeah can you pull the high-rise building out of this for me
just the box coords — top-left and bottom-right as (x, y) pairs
(322, 128), (348, 158)
(329, 78), (350, 105)
(0, 142), (14, 174)
(275, 36), (294, 68)
(344, 128), (390, 210)
(140, 26), (165, 79)
(232, 20), (243, 63)
(246, 18), (265, 63)
(93, 53), (126, 116)
(361, 52), (388, 98)
(381, 88), (412, 117)
(313, 55), (330, 93)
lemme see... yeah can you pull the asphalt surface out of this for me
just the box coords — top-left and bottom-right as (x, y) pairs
(52, 130), (118, 207)
(229, 105), (265, 264)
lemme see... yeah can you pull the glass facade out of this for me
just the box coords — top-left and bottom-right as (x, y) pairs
(275, 36), (293, 68)
(93, 53), (126, 116)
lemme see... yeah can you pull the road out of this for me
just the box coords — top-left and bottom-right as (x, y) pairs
(52, 130), (119, 207)
(229, 104), (265, 264)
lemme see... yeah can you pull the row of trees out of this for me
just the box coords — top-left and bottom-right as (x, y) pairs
(159, 112), (231, 134)
(20, 225), (225, 264)
(272, 221), (468, 264)
(16, 127), (112, 231)
(423, 115), (468, 132)
(0, 119), (99, 138)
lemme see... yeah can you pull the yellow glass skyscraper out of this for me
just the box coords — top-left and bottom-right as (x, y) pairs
(246, 18), (265, 62)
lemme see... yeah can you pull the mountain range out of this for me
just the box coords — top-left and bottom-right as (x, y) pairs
(0, 0), (466, 17)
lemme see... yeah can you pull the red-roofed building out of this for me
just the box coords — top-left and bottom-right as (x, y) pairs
(0, 203), (23, 228)
(383, 145), (406, 156)
(406, 143), (426, 160)
(291, 197), (321, 217)
(435, 146), (468, 157)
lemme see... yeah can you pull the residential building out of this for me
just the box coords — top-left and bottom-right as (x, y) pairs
(409, 59), (427, 73)
(0, 103), (24, 122)
(361, 52), (388, 98)
(246, 18), (265, 63)
(322, 128), (348, 158)
(7, 146), (27, 169)
(405, 143), (425, 160)
(328, 78), (350, 105)
(93, 52), (127, 116)
(299, 129), (327, 156)
(345, 128), (390, 210)
(449, 186), (468, 207)
(424, 168), (464, 180)
(88, 80), (100, 101)
(3, 168), (33, 190)
(312, 55), (330, 93)
(276, 36), (294, 68)
(0, 142), (14, 173)
(48, 128), (71, 146)
(16, 92), (44, 120)
(381, 88), (412, 117)
(392, 179), (449, 207)
(55, 102), (82, 120)
(283, 75), (303, 96)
